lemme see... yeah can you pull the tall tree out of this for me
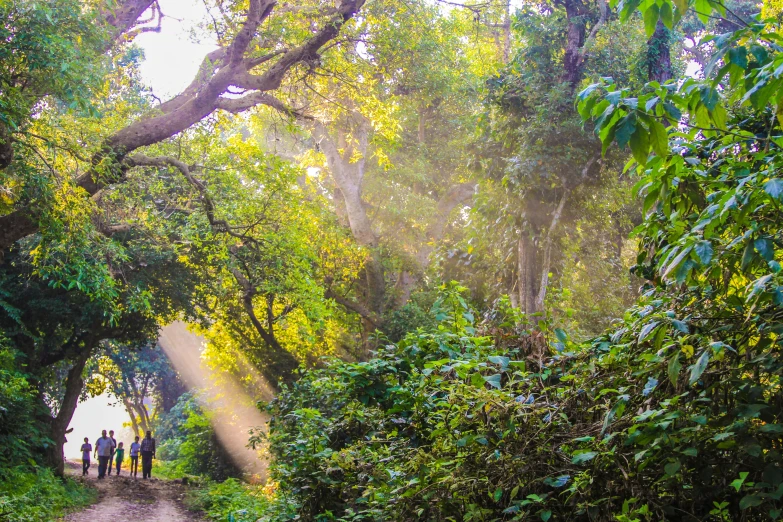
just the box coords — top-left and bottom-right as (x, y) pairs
(0, 0), (368, 253)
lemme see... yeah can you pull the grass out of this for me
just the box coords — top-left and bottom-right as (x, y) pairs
(0, 466), (97, 521)
(184, 478), (272, 522)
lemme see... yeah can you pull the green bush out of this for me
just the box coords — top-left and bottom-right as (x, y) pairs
(155, 392), (243, 481)
(0, 345), (50, 468)
(263, 282), (783, 521)
(187, 478), (271, 522)
(0, 467), (95, 521)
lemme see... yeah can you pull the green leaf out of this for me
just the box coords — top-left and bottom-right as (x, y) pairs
(483, 374), (502, 389)
(712, 104), (727, 130)
(754, 238), (775, 261)
(760, 424), (783, 433)
(700, 87), (720, 111)
(663, 246), (693, 279)
(493, 487), (503, 502)
(689, 351), (710, 385)
(732, 472), (749, 492)
(660, 1), (673, 28)
(644, 5), (660, 37)
(664, 459), (681, 476)
(554, 328), (568, 343)
(670, 319), (689, 333)
(572, 451), (598, 464)
(616, 114), (637, 148)
(649, 118), (669, 157)
(668, 354), (682, 386)
(639, 321), (660, 342)
(630, 126), (650, 165)
(488, 355), (510, 368)
(764, 179), (783, 200)
(740, 494), (764, 510)
(728, 47), (748, 69)
(741, 241), (757, 271)
(540, 510), (552, 521)
(694, 240), (713, 265)
(620, 0), (644, 21)
(694, 0), (710, 22)
(673, 0), (688, 15)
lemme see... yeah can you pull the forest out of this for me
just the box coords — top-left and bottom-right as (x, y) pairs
(1, 0), (782, 519)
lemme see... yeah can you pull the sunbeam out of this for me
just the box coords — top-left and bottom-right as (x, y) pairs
(158, 322), (269, 479)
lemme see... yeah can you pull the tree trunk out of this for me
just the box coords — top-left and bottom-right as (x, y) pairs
(562, 0), (587, 88)
(517, 233), (539, 317)
(241, 292), (299, 382)
(45, 347), (93, 476)
(647, 20), (673, 82)
(535, 190), (569, 311)
(123, 400), (141, 436)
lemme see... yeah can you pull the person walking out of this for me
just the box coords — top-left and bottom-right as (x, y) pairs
(93, 430), (112, 479)
(114, 442), (125, 475)
(107, 430), (118, 475)
(80, 438), (92, 476)
(129, 436), (140, 478)
(140, 430), (156, 479)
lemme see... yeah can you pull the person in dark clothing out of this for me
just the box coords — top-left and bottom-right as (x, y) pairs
(129, 435), (140, 478)
(80, 438), (92, 476)
(140, 430), (156, 479)
(107, 429), (118, 475)
(94, 430), (112, 479)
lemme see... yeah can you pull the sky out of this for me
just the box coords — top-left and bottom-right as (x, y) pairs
(134, 0), (218, 98)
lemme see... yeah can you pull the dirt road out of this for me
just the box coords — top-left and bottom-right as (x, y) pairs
(62, 461), (205, 522)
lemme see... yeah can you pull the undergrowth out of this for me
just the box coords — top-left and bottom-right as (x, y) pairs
(0, 466), (96, 521)
(186, 478), (275, 522)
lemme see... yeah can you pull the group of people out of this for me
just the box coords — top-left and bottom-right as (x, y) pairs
(80, 430), (156, 479)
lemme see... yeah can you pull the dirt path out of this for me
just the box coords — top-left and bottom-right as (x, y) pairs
(61, 461), (205, 522)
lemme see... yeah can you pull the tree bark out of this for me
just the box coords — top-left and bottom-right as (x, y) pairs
(647, 20), (673, 82)
(517, 233), (539, 317)
(535, 189), (569, 311)
(46, 346), (94, 476)
(561, 0), (587, 88)
(122, 398), (142, 436)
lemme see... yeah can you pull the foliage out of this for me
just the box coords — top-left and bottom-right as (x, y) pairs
(187, 478), (274, 522)
(456, 4), (647, 333)
(155, 392), (243, 482)
(264, 280), (783, 520)
(0, 343), (48, 468)
(86, 341), (179, 436)
(0, 466), (96, 522)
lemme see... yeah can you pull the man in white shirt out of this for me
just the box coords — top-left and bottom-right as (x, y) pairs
(93, 430), (113, 479)
(129, 436), (141, 478)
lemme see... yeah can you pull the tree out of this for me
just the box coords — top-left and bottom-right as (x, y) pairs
(88, 341), (178, 437)
(264, 1), (502, 343)
(0, 0), (368, 254)
(458, 4), (650, 337)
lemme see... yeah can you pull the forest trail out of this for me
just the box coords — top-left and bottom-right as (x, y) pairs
(61, 461), (204, 522)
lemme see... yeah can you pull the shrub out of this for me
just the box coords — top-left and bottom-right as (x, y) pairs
(0, 467), (95, 521)
(263, 283), (783, 521)
(187, 478), (271, 522)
